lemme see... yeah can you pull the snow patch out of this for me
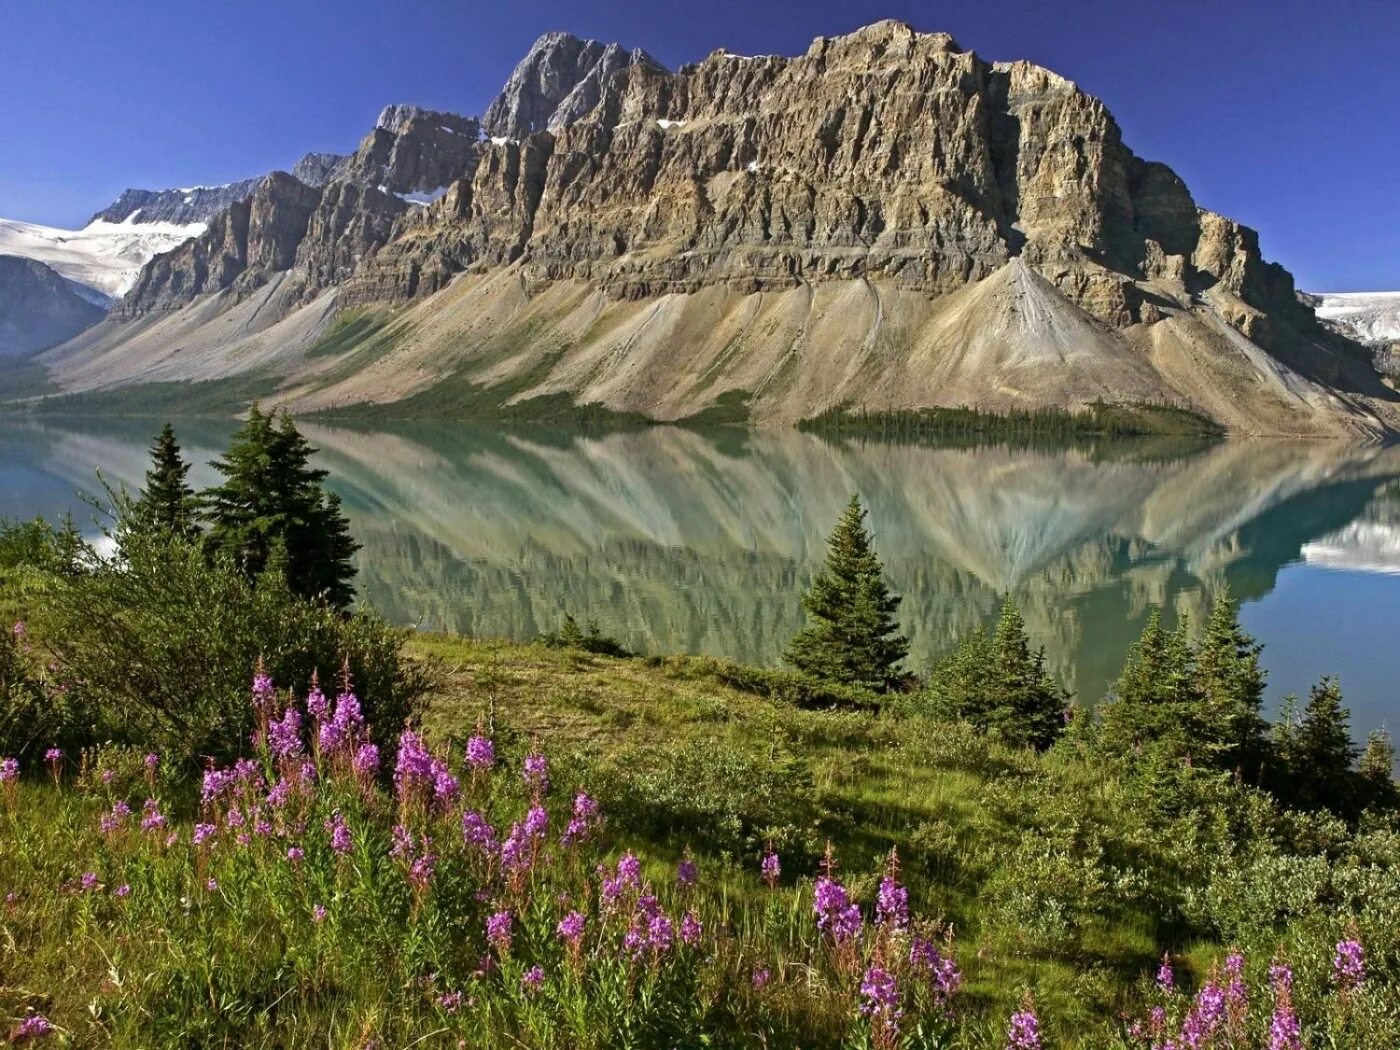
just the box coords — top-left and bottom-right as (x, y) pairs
(489, 136), (517, 146)
(396, 187), (449, 206)
(656, 119), (687, 130)
(1311, 291), (1400, 345)
(746, 160), (759, 173)
(0, 216), (206, 299)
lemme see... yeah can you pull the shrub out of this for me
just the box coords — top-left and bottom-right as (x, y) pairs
(22, 523), (428, 764)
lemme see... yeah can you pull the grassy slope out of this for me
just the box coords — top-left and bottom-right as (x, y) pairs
(409, 636), (1190, 1032)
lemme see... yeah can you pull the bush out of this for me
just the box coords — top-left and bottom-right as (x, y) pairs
(539, 614), (632, 657)
(20, 523), (429, 764)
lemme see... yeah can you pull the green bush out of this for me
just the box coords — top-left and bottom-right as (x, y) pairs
(20, 523), (429, 764)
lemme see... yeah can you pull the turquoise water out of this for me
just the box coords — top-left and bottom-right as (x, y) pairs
(2, 416), (1397, 747)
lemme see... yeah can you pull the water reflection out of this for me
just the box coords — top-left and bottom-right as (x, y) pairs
(2, 418), (1398, 727)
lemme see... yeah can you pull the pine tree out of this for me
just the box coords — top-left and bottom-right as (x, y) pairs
(1285, 677), (1359, 813)
(134, 423), (198, 538)
(986, 597), (1067, 749)
(785, 495), (907, 691)
(201, 406), (359, 608)
(1194, 588), (1267, 775)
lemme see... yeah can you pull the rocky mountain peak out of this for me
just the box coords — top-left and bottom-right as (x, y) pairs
(482, 31), (667, 138)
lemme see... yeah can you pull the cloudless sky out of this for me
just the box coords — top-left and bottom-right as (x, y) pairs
(0, 0), (1395, 290)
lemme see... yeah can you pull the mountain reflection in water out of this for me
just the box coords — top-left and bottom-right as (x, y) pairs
(3, 418), (1398, 737)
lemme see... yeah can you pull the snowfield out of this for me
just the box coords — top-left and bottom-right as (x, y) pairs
(1311, 291), (1400, 345)
(0, 215), (205, 301)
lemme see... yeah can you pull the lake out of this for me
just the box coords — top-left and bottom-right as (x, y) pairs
(3, 416), (1398, 748)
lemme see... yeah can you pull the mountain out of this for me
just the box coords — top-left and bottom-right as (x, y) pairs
(27, 23), (1400, 436)
(0, 257), (106, 357)
(1306, 291), (1400, 376)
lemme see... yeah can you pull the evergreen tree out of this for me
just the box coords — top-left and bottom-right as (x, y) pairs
(1357, 728), (1397, 811)
(133, 423), (198, 538)
(1097, 611), (1198, 758)
(1282, 677), (1359, 813)
(785, 495), (907, 691)
(1194, 588), (1267, 775)
(201, 406), (359, 608)
(923, 597), (1067, 749)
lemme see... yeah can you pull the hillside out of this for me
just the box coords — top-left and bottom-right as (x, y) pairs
(25, 22), (1400, 436)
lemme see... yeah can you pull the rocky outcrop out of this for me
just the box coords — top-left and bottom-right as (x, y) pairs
(120, 172), (321, 312)
(91, 180), (264, 226)
(482, 32), (665, 138)
(291, 151), (350, 188)
(332, 106), (483, 193)
(0, 256), (105, 357)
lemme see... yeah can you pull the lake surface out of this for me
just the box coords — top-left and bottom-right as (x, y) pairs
(3, 416), (1399, 748)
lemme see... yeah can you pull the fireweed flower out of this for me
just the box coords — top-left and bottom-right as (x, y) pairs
(312, 904), (328, 923)
(523, 751), (550, 794)
(286, 846), (305, 865)
(814, 876), (862, 943)
(326, 811), (353, 855)
(486, 910), (513, 954)
(501, 823), (531, 873)
(252, 666), (275, 711)
(761, 850), (780, 888)
(79, 872), (99, 892)
(751, 967), (772, 990)
(617, 851), (642, 888)
(1157, 953), (1175, 993)
(192, 823), (217, 846)
(1334, 937), (1365, 990)
(1268, 960), (1302, 1050)
(677, 853), (699, 889)
(648, 913), (675, 953)
(522, 965), (545, 993)
(305, 675), (329, 725)
(99, 800), (132, 835)
(462, 810), (498, 852)
(910, 935), (962, 1007)
(353, 743), (380, 779)
(876, 874), (909, 932)
(114, 884), (131, 898)
(557, 910), (586, 945)
(13, 1013), (53, 1041)
(860, 965), (903, 1044)
(1181, 976), (1226, 1047)
(268, 705), (303, 760)
(1007, 1007), (1041, 1050)
(465, 734), (495, 772)
(680, 910), (703, 945)
(140, 799), (167, 833)
(524, 804), (548, 839)
(0, 756), (18, 783)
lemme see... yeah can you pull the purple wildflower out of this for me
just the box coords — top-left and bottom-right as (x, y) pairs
(352, 743), (380, 778)
(648, 913), (675, 953)
(437, 989), (464, 1014)
(193, 822), (217, 847)
(140, 799), (167, 833)
(814, 876), (862, 943)
(114, 884), (131, 898)
(0, 756), (18, 784)
(521, 965), (545, 993)
(557, 910), (586, 945)
(524, 804), (548, 839)
(751, 967), (772, 990)
(617, 851), (642, 888)
(500, 823), (531, 873)
(1157, 953), (1175, 993)
(876, 874), (909, 932)
(79, 872), (99, 892)
(1007, 1008), (1041, 1050)
(305, 676), (329, 724)
(267, 705), (303, 760)
(326, 811), (353, 855)
(860, 965), (903, 1044)
(461, 810), (498, 852)
(1334, 937), (1365, 990)
(13, 1013), (53, 1041)
(99, 800), (131, 835)
(252, 667), (275, 710)
(523, 751), (550, 794)
(312, 904), (328, 924)
(486, 910), (513, 954)
(465, 734), (495, 771)
(680, 910), (702, 945)
(910, 935), (962, 1006)
(761, 850), (780, 888)
(1182, 978), (1226, 1047)
(678, 855), (699, 888)
(286, 846), (305, 865)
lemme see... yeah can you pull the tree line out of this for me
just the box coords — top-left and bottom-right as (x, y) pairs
(785, 495), (1396, 819)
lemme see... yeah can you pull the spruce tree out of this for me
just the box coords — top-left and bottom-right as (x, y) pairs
(1357, 728), (1397, 811)
(1194, 588), (1267, 775)
(1286, 677), (1359, 813)
(785, 495), (907, 691)
(201, 406), (359, 608)
(134, 423), (198, 538)
(1098, 611), (1197, 757)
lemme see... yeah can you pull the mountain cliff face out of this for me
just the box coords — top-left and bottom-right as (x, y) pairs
(35, 22), (1400, 436)
(0, 257), (106, 357)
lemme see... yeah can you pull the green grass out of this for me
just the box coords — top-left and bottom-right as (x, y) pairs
(22, 373), (285, 418)
(798, 402), (1225, 444)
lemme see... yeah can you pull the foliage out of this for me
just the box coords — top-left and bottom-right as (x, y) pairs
(785, 496), (908, 692)
(17, 520), (426, 764)
(797, 402), (1225, 442)
(201, 406), (360, 609)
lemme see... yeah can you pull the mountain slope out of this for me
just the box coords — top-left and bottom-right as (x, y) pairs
(0, 257), (106, 358)
(30, 22), (1400, 436)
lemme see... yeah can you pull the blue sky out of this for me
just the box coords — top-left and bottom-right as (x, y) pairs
(1, 0), (1395, 290)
